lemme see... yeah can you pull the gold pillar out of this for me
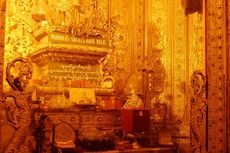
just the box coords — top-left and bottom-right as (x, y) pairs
(0, 0), (6, 93)
(205, 0), (227, 152)
(0, 0), (6, 152)
(227, 0), (230, 149)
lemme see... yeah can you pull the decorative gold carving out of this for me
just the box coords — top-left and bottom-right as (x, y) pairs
(123, 93), (143, 109)
(190, 71), (205, 97)
(4, 0), (119, 69)
(141, 0), (167, 110)
(108, 0), (131, 85)
(145, 0), (172, 124)
(4, 0), (132, 95)
(6, 57), (33, 92)
(147, 0), (194, 141)
(186, 4), (205, 145)
(190, 71), (206, 153)
(32, 0), (112, 39)
(15, 0), (33, 14)
(4, 0), (35, 63)
(30, 0), (118, 45)
(134, 0), (144, 72)
(3, 91), (32, 153)
(146, 23), (166, 94)
(188, 13), (205, 71)
(5, 33), (32, 61)
(147, 0), (189, 140)
(28, 0), (120, 80)
(28, 44), (110, 66)
(205, 0), (227, 152)
(2, 57), (33, 153)
(172, 0), (186, 120)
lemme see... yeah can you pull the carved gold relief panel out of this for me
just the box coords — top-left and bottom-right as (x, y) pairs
(147, 0), (190, 139)
(147, 0), (205, 141)
(4, 0), (34, 62)
(190, 71), (206, 153)
(171, 0), (186, 121)
(147, 0), (188, 125)
(146, 0), (167, 108)
(106, 0), (132, 88)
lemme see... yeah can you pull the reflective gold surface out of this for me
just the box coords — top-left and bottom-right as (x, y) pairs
(3, 0), (206, 134)
(0, 0), (213, 152)
(1, 0), (230, 152)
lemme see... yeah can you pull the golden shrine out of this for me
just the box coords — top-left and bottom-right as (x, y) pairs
(0, 0), (230, 153)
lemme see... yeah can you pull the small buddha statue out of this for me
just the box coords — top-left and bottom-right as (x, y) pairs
(100, 71), (114, 89)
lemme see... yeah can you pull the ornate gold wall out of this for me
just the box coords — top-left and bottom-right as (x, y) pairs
(3, 0), (206, 139)
(146, 0), (205, 143)
(3, 0), (145, 92)
(2, 0), (208, 147)
(1, 0), (230, 152)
